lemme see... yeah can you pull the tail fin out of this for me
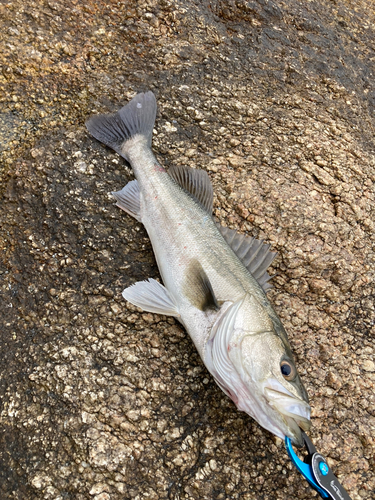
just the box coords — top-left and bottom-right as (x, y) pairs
(85, 91), (157, 160)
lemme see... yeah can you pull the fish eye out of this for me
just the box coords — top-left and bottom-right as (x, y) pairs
(280, 360), (296, 380)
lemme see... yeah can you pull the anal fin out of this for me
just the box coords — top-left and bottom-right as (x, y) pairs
(112, 180), (141, 221)
(122, 278), (180, 317)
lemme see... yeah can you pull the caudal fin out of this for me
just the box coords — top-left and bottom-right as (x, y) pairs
(85, 91), (157, 160)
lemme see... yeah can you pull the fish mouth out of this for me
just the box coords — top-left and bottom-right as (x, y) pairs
(264, 382), (311, 446)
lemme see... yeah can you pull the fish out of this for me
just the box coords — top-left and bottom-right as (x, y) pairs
(86, 91), (311, 446)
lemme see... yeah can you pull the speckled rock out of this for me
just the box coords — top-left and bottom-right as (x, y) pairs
(1, 1), (374, 499)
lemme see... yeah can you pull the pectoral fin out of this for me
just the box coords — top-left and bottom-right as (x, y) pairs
(122, 278), (180, 317)
(183, 260), (219, 312)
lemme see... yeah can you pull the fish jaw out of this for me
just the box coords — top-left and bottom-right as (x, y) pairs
(264, 380), (311, 430)
(263, 381), (311, 446)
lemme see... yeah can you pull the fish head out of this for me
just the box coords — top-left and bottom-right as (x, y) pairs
(237, 331), (311, 447)
(206, 294), (311, 447)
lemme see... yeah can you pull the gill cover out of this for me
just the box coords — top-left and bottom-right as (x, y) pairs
(204, 294), (274, 413)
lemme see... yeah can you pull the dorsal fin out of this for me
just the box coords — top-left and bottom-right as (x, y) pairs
(218, 225), (277, 293)
(183, 259), (219, 312)
(168, 165), (213, 214)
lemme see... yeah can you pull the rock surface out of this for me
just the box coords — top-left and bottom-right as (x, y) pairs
(1, 0), (374, 499)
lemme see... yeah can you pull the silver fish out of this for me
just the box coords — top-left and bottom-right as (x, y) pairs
(86, 92), (311, 446)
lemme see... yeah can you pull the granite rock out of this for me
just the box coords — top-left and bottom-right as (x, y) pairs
(1, 0), (374, 499)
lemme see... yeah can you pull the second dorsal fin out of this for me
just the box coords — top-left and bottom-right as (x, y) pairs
(168, 165), (214, 214)
(218, 225), (277, 293)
